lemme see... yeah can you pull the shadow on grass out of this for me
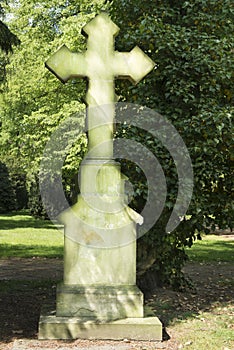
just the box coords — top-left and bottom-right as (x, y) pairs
(0, 273), (233, 343)
(146, 260), (234, 336)
(0, 244), (63, 258)
(0, 279), (58, 342)
(0, 211), (59, 230)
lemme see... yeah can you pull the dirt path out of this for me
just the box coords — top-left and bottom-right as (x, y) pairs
(0, 258), (233, 350)
(0, 257), (63, 281)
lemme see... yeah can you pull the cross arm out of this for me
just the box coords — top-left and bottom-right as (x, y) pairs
(114, 46), (155, 85)
(45, 44), (87, 83)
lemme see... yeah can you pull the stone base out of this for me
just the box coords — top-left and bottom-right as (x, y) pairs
(56, 284), (143, 320)
(38, 310), (162, 340)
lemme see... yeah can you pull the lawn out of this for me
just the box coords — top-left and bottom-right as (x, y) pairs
(170, 305), (234, 350)
(186, 233), (234, 262)
(0, 211), (64, 258)
(0, 211), (233, 262)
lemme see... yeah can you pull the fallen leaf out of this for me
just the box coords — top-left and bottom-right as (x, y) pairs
(184, 340), (193, 346)
(123, 338), (131, 343)
(12, 330), (23, 334)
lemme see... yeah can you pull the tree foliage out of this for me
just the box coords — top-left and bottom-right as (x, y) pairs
(0, 1), (19, 53)
(0, 162), (16, 213)
(0, 20), (19, 53)
(110, 0), (234, 288)
(0, 0), (104, 214)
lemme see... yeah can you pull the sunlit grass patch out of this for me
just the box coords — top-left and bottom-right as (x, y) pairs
(186, 234), (234, 262)
(0, 211), (64, 258)
(171, 304), (234, 350)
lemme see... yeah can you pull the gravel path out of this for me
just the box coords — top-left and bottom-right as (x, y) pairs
(11, 339), (167, 350)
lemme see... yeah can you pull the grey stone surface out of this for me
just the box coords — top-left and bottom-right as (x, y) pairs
(56, 284), (143, 319)
(39, 312), (162, 341)
(39, 13), (160, 342)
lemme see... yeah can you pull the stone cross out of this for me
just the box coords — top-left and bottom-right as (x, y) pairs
(45, 12), (155, 158)
(40, 13), (162, 341)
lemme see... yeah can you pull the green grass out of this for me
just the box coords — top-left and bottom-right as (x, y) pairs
(171, 305), (234, 350)
(0, 211), (64, 258)
(186, 234), (234, 262)
(1, 212), (233, 262)
(175, 234), (234, 349)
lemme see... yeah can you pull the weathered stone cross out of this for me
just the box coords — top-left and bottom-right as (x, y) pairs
(45, 12), (155, 158)
(40, 13), (162, 341)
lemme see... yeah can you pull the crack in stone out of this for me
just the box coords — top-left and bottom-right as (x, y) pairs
(71, 307), (96, 317)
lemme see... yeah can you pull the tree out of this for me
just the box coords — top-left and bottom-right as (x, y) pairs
(0, 1), (19, 53)
(0, 162), (16, 213)
(0, 1), (20, 89)
(0, 0), (106, 216)
(109, 0), (234, 289)
(0, 20), (19, 53)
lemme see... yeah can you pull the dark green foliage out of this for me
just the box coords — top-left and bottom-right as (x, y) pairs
(0, 162), (16, 213)
(0, 1), (20, 53)
(11, 173), (28, 209)
(27, 174), (47, 219)
(110, 0), (234, 289)
(0, 20), (20, 53)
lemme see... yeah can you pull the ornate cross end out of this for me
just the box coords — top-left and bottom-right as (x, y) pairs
(45, 13), (155, 87)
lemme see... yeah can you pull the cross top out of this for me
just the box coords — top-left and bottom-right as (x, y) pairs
(46, 13), (155, 158)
